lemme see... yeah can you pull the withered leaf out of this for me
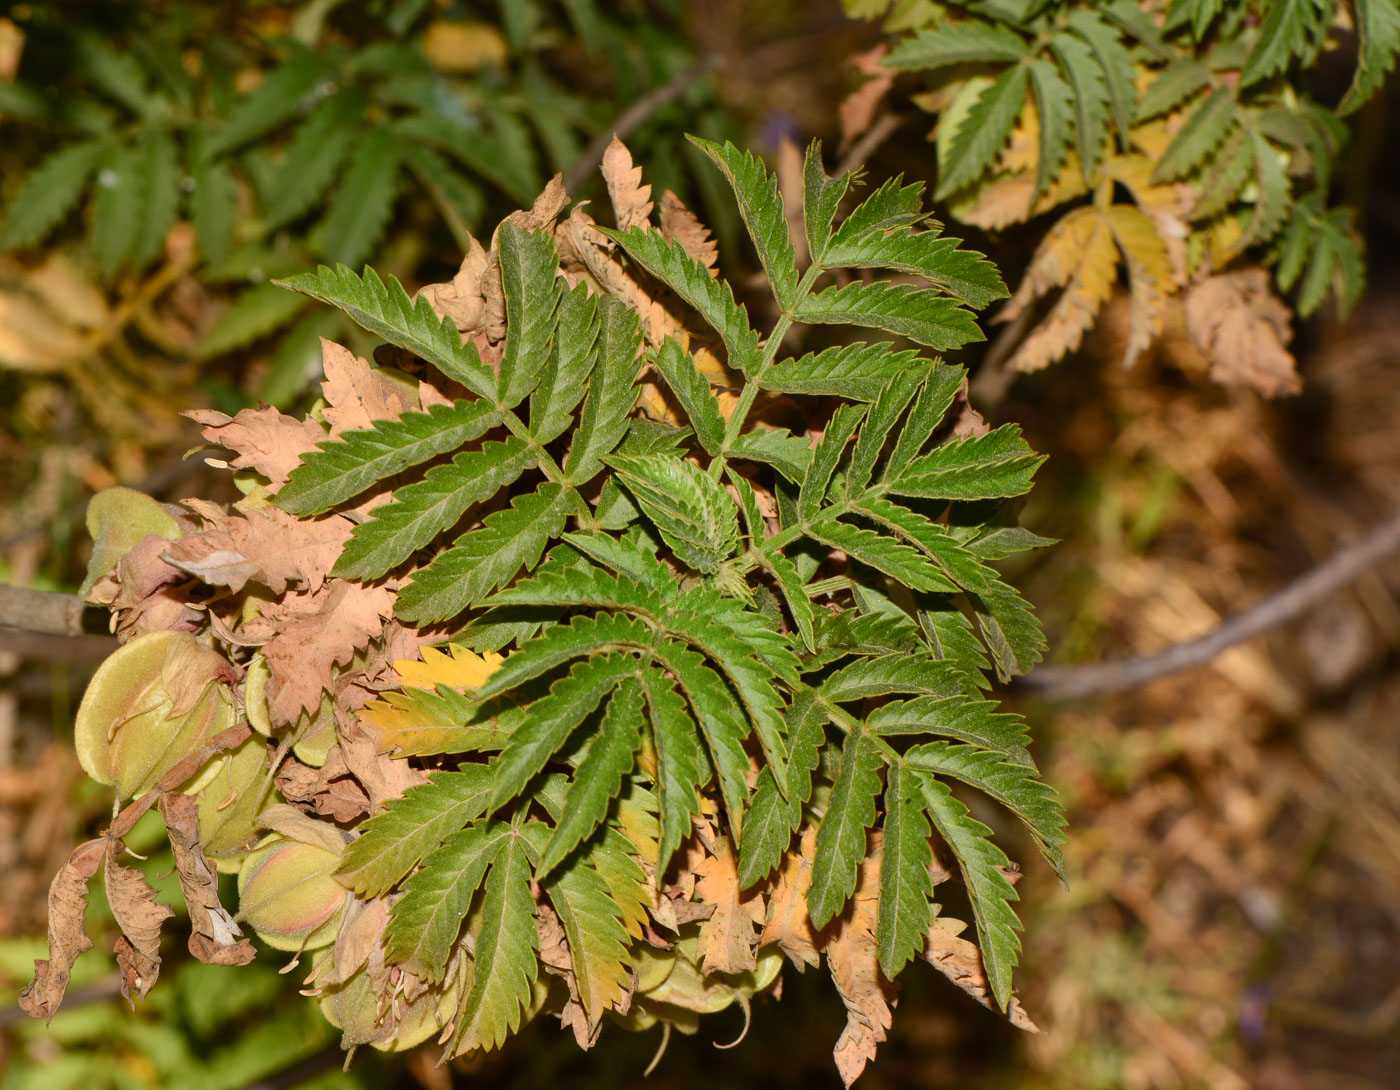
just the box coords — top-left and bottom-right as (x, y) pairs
(105, 846), (175, 1004)
(319, 339), (417, 435)
(249, 579), (396, 724)
(823, 841), (895, 1089)
(1184, 267), (1299, 397)
(160, 792), (256, 966)
(693, 836), (763, 976)
(759, 826), (820, 969)
(186, 405), (326, 487)
(658, 191), (718, 274)
(922, 915), (1038, 1031)
(602, 136), (654, 232)
(19, 838), (105, 1019)
(163, 506), (352, 596)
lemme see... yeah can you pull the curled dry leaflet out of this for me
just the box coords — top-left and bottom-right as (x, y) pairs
(27, 136), (1062, 1084)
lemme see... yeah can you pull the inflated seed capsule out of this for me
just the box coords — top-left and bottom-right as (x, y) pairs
(318, 956), (466, 1051)
(196, 736), (272, 872)
(236, 833), (348, 951)
(74, 630), (235, 800)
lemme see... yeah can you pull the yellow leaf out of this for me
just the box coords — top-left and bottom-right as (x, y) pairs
(1105, 204), (1173, 368)
(392, 644), (503, 691)
(1004, 206), (1120, 373)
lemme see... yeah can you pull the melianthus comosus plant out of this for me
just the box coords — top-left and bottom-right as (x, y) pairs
(29, 136), (1063, 1085)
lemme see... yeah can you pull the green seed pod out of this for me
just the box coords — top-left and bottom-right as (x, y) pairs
(80, 486), (182, 596)
(318, 957), (466, 1051)
(292, 695), (337, 767)
(196, 737), (273, 873)
(243, 656), (274, 737)
(237, 832), (348, 952)
(75, 631), (235, 800)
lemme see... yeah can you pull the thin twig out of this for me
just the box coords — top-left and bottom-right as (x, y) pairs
(1017, 508), (1400, 700)
(562, 57), (721, 195)
(834, 112), (904, 178)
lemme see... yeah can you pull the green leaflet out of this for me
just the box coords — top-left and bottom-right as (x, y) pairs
(543, 839), (633, 1027)
(333, 438), (536, 580)
(384, 820), (509, 982)
(806, 726), (883, 930)
(1067, 10), (1138, 144)
(727, 428), (814, 482)
(487, 653), (639, 813)
(639, 666), (707, 881)
(278, 399), (500, 516)
(1241, 0), (1329, 89)
(887, 424), (1044, 500)
(336, 766), (496, 897)
(262, 92), (361, 231)
(1339, 0), (1400, 113)
(761, 343), (923, 402)
(915, 772), (1023, 1011)
(802, 141), (851, 264)
(396, 484), (570, 624)
(689, 136), (800, 310)
(0, 140), (105, 252)
(314, 127), (401, 268)
(497, 223), (564, 409)
(538, 680), (643, 877)
(868, 695), (1031, 759)
(974, 579), (1046, 681)
(821, 653), (967, 703)
(905, 742), (1065, 873)
(651, 337), (725, 456)
(605, 226), (763, 375)
(794, 282), (986, 351)
(736, 691), (824, 887)
(829, 176), (928, 243)
(806, 517), (959, 593)
(199, 281), (307, 358)
(884, 20), (1029, 70)
(877, 762), (935, 979)
(531, 284), (601, 444)
(1135, 57), (1211, 121)
(846, 369), (924, 496)
(189, 142), (237, 266)
(821, 227), (1008, 310)
(799, 403), (866, 523)
(607, 453), (739, 574)
(209, 51), (327, 155)
(1153, 88), (1237, 183)
(275, 265), (497, 399)
(935, 64), (1030, 199)
(1027, 59), (1075, 207)
(1048, 33), (1111, 182)
(564, 297), (644, 485)
(450, 826), (541, 1054)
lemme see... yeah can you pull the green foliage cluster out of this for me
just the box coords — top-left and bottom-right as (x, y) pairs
(0, 1), (728, 396)
(848, 0), (1386, 371)
(275, 135), (1063, 1039)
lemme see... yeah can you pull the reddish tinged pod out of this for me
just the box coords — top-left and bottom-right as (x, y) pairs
(317, 955), (466, 1051)
(75, 630), (235, 801)
(237, 833), (348, 951)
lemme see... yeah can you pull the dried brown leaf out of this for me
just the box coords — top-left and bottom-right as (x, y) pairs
(163, 505), (352, 596)
(693, 836), (763, 975)
(248, 579), (396, 724)
(1184, 268), (1299, 396)
(602, 136), (654, 232)
(160, 792), (256, 966)
(19, 838), (105, 1019)
(658, 191), (718, 274)
(105, 848), (174, 1003)
(823, 841), (895, 1088)
(320, 340), (417, 435)
(839, 44), (894, 153)
(759, 826), (821, 969)
(922, 914), (1038, 1031)
(185, 406), (326, 487)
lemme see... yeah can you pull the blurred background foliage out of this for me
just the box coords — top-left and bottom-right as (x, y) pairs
(3, 1), (1400, 1088)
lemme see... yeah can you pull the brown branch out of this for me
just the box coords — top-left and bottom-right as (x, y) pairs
(1016, 508), (1400, 701)
(562, 57), (721, 195)
(834, 113), (905, 178)
(0, 585), (94, 637)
